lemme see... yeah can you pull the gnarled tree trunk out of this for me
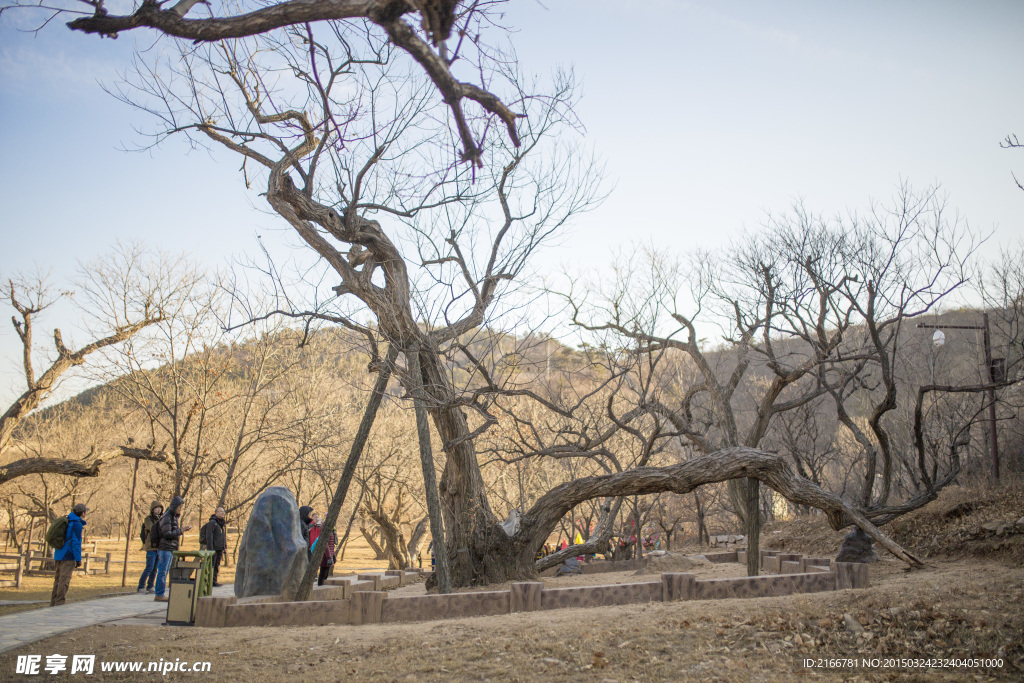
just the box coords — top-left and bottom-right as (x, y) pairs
(417, 348), (513, 587)
(507, 447), (923, 582)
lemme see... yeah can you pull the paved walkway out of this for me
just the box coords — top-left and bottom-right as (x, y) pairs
(0, 585), (235, 654)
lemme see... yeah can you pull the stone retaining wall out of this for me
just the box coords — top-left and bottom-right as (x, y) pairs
(197, 552), (867, 628)
(540, 581), (662, 610)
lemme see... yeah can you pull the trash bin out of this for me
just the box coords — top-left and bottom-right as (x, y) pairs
(166, 550), (215, 625)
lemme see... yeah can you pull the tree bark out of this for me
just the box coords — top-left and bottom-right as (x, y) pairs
(534, 497), (622, 573)
(365, 507), (408, 569)
(0, 457), (101, 485)
(0, 446), (166, 486)
(360, 525), (388, 560)
(406, 514), (429, 560)
(514, 447), (924, 574)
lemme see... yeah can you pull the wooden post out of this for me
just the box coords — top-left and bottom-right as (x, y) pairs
(408, 344), (452, 594)
(25, 519), (35, 562)
(83, 553), (90, 574)
(745, 478), (760, 577)
(122, 457), (141, 587)
(15, 560), (23, 588)
(982, 313), (1000, 481)
(292, 345), (398, 603)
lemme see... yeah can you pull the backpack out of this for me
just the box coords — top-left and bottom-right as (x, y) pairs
(45, 516), (69, 549)
(141, 516), (155, 544)
(199, 521), (211, 549)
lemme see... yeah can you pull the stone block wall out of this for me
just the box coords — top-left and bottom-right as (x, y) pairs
(835, 561), (870, 589)
(224, 599), (354, 627)
(691, 571), (836, 600)
(510, 582), (543, 612)
(196, 552), (867, 629)
(540, 582), (662, 611)
(381, 591), (509, 623)
(709, 534), (747, 550)
(195, 596), (236, 627)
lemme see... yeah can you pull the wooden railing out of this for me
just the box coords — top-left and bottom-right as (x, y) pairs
(0, 549), (127, 588)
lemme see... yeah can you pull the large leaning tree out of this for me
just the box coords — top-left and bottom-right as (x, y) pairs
(6, 0), (929, 584)
(111, 19), (612, 586)
(109, 19), (929, 587)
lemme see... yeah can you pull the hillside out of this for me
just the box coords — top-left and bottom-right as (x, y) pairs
(763, 477), (1024, 564)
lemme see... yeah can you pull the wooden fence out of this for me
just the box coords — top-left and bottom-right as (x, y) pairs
(0, 549), (134, 588)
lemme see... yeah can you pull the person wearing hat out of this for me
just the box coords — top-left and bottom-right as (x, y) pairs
(137, 501), (164, 594)
(50, 503), (87, 606)
(153, 496), (191, 602)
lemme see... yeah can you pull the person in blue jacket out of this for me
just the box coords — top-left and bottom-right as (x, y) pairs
(50, 503), (87, 606)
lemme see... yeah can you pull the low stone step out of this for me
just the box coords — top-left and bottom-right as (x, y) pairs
(349, 580), (375, 593)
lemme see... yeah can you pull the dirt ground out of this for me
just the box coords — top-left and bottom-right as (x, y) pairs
(1, 555), (1020, 682)
(3, 482), (1021, 681)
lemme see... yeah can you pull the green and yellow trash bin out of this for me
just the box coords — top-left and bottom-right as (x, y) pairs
(166, 550), (215, 625)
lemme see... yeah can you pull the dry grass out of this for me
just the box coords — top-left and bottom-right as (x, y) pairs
(0, 556), (1020, 681)
(1, 483), (1021, 681)
(0, 531), (390, 615)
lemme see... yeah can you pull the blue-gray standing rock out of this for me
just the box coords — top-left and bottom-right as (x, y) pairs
(234, 487), (308, 598)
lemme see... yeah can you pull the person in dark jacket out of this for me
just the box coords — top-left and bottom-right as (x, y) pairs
(298, 506), (313, 555)
(154, 496), (192, 602)
(50, 503), (87, 606)
(137, 501), (163, 594)
(200, 507), (227, 586)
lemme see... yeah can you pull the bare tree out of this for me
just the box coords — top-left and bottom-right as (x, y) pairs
(105, 265), (227, 498)
(1, 245), (180, 485)
(539, 185), (984, 572)
(111, 22), (607, 587)
(808, 186), (978, 525)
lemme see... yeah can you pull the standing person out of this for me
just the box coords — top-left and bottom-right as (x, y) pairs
(298, 506), (313, 556)
(200, 507), (227, 587)
(153, 496), (192, 603)
(137, 501), (163, 594)
(307, 512), (336, 587)
(50, 503), (87, 607)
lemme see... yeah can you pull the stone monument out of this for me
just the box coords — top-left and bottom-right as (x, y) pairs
(234, 486), (309, 598)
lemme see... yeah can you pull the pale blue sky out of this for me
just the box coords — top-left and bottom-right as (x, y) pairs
(1, 0), (1022, 405)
